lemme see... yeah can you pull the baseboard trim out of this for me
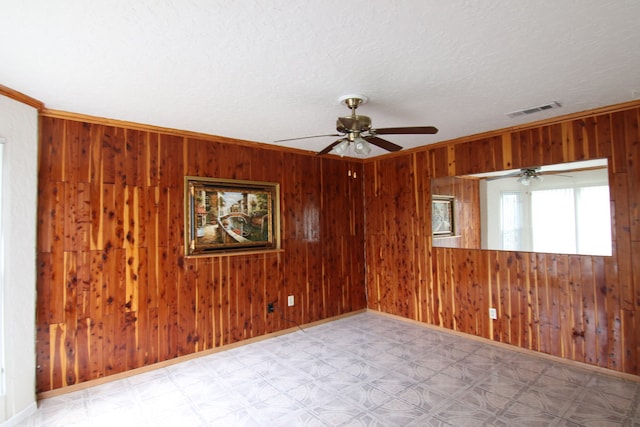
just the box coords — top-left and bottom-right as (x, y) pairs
(367, 309), (640, 383)
(37, 309), (366, 400)
(0, 402), (37, 427)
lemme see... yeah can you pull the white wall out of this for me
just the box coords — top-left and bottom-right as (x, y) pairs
(0, 94), (38, 424)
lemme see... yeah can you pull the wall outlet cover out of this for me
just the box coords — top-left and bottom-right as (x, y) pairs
(287, 295), (294, 306)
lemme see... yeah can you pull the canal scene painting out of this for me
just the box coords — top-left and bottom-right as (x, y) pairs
(185, 177), (280, 255)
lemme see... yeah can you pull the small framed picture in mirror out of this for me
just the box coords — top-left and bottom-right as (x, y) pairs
(432, 195), (455, 237)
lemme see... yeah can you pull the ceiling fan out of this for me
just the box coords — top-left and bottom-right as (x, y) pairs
(487, 167), (571, 186)
(275, 95), (438, 156)
(515, 167), (544, 186)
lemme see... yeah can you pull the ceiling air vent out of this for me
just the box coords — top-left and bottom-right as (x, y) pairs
(506, 101), (561, 118)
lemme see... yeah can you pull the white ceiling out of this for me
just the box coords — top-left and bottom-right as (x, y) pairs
(2, 1), (639, 158)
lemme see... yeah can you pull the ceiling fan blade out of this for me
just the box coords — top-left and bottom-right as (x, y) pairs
(274, 133), (341, 143)
(317, 138), (345, 155)
(545, 172), (572, 178)
(364, 136), (402, 152)
(485, 171), (521, 181)
(373, 126), (438, 135)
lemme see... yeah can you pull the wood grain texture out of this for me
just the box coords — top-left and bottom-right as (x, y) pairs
(365, 106), (640, 377)
(36, 117), (366, 392)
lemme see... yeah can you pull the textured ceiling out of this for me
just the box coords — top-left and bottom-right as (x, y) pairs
(2, 1), (640, 158)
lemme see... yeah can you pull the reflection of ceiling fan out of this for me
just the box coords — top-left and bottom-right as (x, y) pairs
(516, 167), (543, 186)
(275, 95), (438, 156)
(488, 166), (571, 186)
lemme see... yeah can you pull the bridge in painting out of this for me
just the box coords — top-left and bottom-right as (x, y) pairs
(217, 212), (251, 242)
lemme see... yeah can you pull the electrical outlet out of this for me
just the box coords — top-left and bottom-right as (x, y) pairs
(267, 302), (274, 313)
(287, 295), (294, 306)
(489, 307), (497, 320)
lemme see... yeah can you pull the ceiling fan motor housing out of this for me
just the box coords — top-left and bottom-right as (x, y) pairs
(336, 115), (372, 133)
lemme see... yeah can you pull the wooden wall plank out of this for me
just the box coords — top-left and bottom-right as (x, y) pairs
(135, 248), (150, 366)
(625, 109), (640, 244)
(197, 257), (214, 350)
(49, 323), (65, 390)
(39, 116), (65, 182)
(63, 252), (78, 386)
(622, 309), (638, 375)
(593, 256), (609, 368)
(568, 255), (585, 363)
(581, 256), (597, 365)
(35, 324), (50, 391)
(180, 255), (197, 355)
(535, 253), (550, 354)
(527, 253), (539, 352)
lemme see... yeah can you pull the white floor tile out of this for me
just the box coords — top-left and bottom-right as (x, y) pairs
(17, 312), (640, 427)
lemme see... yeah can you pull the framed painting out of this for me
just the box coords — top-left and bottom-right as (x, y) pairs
(185, 177), (281, 256)
(432, 195), (455, 237)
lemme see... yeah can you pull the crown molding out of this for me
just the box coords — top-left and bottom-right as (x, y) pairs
(0, 84), (44, 111)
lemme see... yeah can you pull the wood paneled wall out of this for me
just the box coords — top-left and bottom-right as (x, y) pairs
(36, 115), (366, 392)
(365, 104), (640, 376)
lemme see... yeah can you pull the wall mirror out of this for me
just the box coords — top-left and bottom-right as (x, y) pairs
(431, 158), (612, 256)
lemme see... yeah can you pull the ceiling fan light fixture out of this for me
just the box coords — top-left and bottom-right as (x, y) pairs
(353, 136), (371, 156)
(517, 168), (543, 186)
(331, 139), (349, 157)
(517, 175), (531, 186)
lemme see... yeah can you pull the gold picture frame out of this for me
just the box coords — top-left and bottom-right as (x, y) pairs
(185, 177), (281, 256)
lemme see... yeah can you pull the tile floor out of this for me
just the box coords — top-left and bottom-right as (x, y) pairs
(18, 312), (640, 426)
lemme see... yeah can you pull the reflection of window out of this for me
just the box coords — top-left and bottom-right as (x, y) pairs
(575, 186), (611, 255)
(531, 188), (576, 254)
(500, 185), (611, 255)
(500, 192), (523, 250)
